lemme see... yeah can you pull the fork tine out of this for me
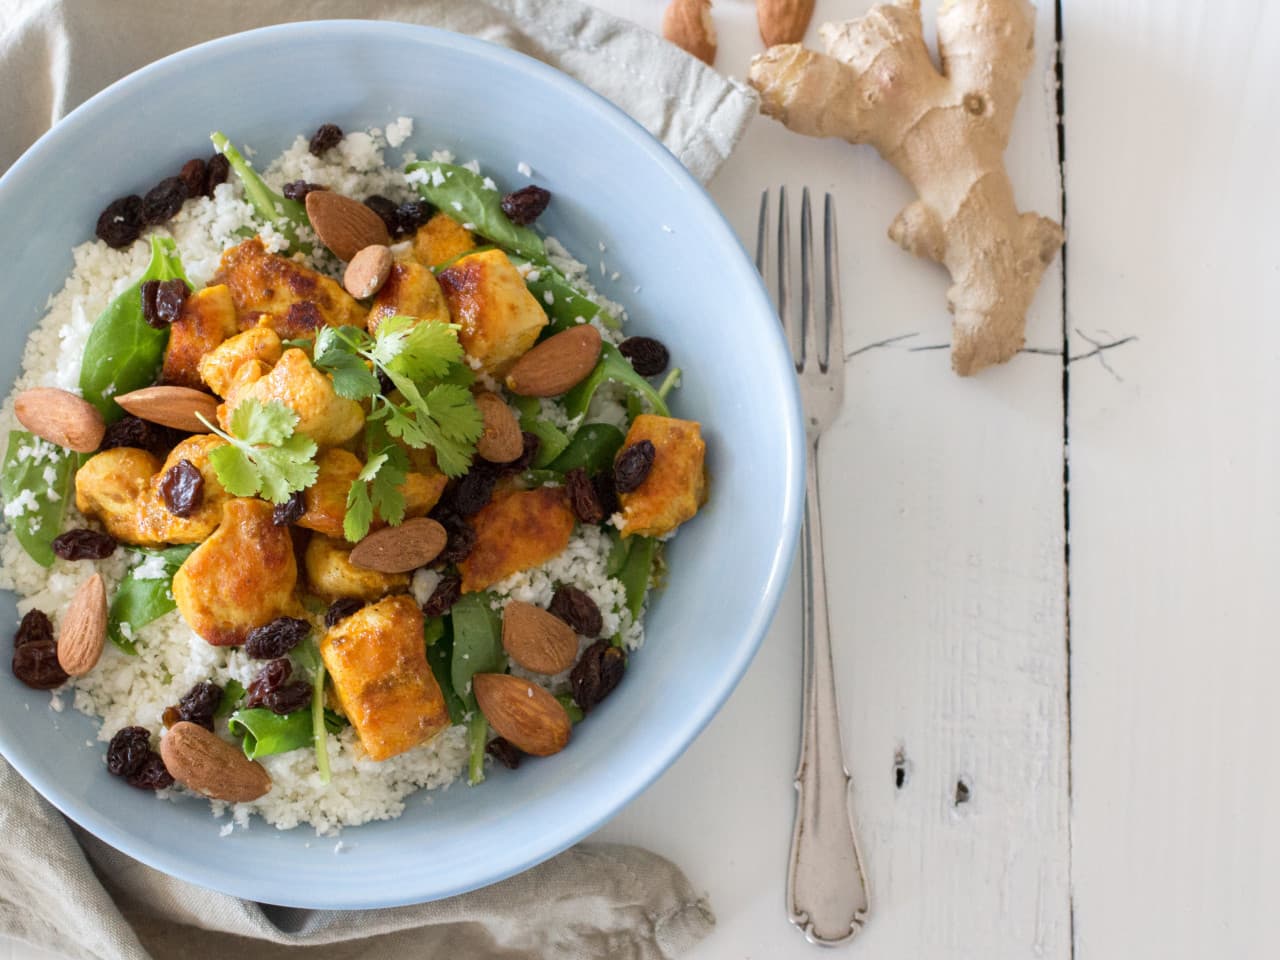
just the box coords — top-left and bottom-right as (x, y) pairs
(755, 189), (769, 276)
(823, 193), (843, 373)
(800, 188), (814, 372)
(777, 186), (792, 349)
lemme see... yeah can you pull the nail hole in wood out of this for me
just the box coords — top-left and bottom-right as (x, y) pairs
(954, 778), (971, 806)
(893, 747), (908, 789)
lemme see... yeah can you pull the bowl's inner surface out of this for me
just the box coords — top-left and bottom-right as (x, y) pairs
(0, 22), (800, 908)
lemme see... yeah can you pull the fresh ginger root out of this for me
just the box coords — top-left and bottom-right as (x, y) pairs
(748, 0), (1063, 375)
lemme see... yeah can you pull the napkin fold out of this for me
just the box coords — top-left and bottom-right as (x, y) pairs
(0, 1), (757, 957)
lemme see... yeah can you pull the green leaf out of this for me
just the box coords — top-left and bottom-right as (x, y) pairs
(510, 256), (621, 333)
(405, 161), (544, 260)
(449, 593), (506, 706)
(619, 536), (657, 619)
(467, 712), (489, 786)
(290, 636), (333, 782)
(556, 694), (585, 725)
(511, 397), (570, 468)
(564, 342), (670, 420)
(228, 707), (342, 760)
(343, 443), (408, 542)
(216, 679), (245, 718)
(425, 383), (484, 444)
(547, 423), (625, 475)
(202, 400), (319, 504)
(211, 132), (311, 255)
(79, 236), (189, 421)
(106, 544), (197, 653)
(376, 316), (465, 381)
(424, 617), (467, 725)
(313, 327), (379, 400)
(1, 432), (79, 567)
(384, 372), (480, 477)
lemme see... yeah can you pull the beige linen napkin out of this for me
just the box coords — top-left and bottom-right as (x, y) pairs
(0, 1), (757, 957)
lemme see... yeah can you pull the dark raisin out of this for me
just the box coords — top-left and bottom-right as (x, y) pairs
(141, 278), (190, 329)
(422, 575), (462, 617)
(272, 491), (306, 526)
(309, 123), (344, 155)
(177, 681), (223, 731)
(618, 337), (670, 377)
(376, 369), (395, 396)
(565, 468), (604, 524)
(125, 751), (174, 791)
(395, 199), (432, 234)
(106, 726), (152, 778)
(14, 609), (53, 648)
(614, 440), (656, 493)
(436, 520), (476, 564)
(12, 641), (68, 690)
(178, 158), (206, 199)
(500, 185), (551, 226)
(51, 528), (117, 561)
(100, 416), (185, 456)
(244, 617), (311, 660)
(549, 585), (603, 637)
(571, 640), (626, 713)
(142, 176), (189, 225)
(504, 432), (540, 474)
(204, 153), (230, 196)
(486, 737), (522, 769)
(95, 195), (144, 249)
(364, 194), (401, 236)
(282, 180), (325, 201)
(159, 459), (203, 517)
(593, 472), (619, 518)
(245, 658), (292, 707)
(263, 682), (312, 715)
(325, 598), (364, 628)
(453, 465), (498, 516)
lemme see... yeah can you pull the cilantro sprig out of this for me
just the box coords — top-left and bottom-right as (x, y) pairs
(345, 423), (411, 542)
(198, 400), (319, 504)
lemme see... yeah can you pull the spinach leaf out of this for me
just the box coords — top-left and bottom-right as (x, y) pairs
(564, 343), (670, 420)
(547, 423), (625, 475)
(216, 679), (245, 719)
(107, 544), (197, 654)
(557, 694), (585, 725)
(466, 713), (489, 786)
(429, 245), (495, 273)
(79, 235), (189, 421)
(294, 637), (332, 782)
(449, 592), (506, 704)
(230, 707), (344, 760)
(210, 132), (311, 255)
(512, 397), (570, 468)
(606, 529), (631, 578)
(619, 536), (657, 619)
(424, 616), (467, 725)
(1, 432), (79, 567)
(405, 162), (544, 261)
(510, 256), (621, 333)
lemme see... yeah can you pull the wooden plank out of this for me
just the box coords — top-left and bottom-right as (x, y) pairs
(1064, 1), (1280, 956)
(593, 2), (1071, 956)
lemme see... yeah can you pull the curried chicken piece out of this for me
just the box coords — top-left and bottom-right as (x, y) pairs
(366, 260), (451, 335)
(215, 237), (366, 338)
(162, 284), (238, 389)
(172, 498), (300, 646)
(298, 448), (449, 540)
(304, 534), (409, 601)
(219, 348), (363, 447)
(74, 448), (161, 544)
(459, 486), (575, 593)
(616, 415), (707, 539)
(411, 212), (475, 268)
(198, 324), (282, 398)
(320, 595), (450, 761)
(132, 435), (234, 544)
(436, 249), (548, 377)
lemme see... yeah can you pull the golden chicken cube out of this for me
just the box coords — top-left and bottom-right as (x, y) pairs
(459, 486), (575, 593)
(617, 415), (707, 538)
(215, 237), (367, 338)
(220, 348), (364, 447)
(162, 284), (238, 389)
(304, 534), (409, 600)
(132, 435), (234, 544)
(298, 448), (448, 541)
(172, 498), (300, 646)
(411, 213), (475, 268)
(436, 249), (548, 377)
(74, 448), (161, 545)
(199, 324), (282, 398)
(367, 261), (451, 335)
(320, 595), (450, 761)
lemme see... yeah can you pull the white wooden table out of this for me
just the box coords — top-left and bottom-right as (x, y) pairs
(7, 1), (1277, 957)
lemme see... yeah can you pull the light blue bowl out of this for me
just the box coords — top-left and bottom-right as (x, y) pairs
(0, 21), (802, 908)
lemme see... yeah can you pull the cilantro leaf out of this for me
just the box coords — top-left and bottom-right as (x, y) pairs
(343, 441), (409, 541)
(200, 400), (319, 504)
(376, 316), (465, 382)
(425, 383), (485, 443)
(314, 327), (379, 400)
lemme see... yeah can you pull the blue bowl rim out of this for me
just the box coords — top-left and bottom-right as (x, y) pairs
(0, 19), (804, 908)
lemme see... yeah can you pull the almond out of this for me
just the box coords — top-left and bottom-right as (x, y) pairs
(349, 517), (448, 573)
(502, 600), (579, 675)
(306, 190), (392, 261)
(14, 387), (105, 453)
(57, 573), (106, 676)
(505, 324), (602, 397)
(474, 392), (524, 463)
(160, 721), (271, 802)
(473, 673), (572, 756)
(114, 385), (219, 432)
(757, 0), (814, 47)
(343, 244), (394, 299)
(663, 0), (717, 65)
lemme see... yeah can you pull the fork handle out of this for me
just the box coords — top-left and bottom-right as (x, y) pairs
(787, 434), (869, 945)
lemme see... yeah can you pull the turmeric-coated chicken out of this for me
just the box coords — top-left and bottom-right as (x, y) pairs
(411, 213), (475, 268)
(198, 324), (282, 398)
(162, 284), (238, 389)
(132, 435), (233, 544)
(436, 249), (548, 376)
(298, 449), (448, 541)
(218, 347), (364, 447)
(459, 486), (575, 592)
(366, 260), (451, 335)
(171, 498), (300, 646)
(616, 415), (707, 538)
(320, 595), (450, 761)
(304, 534), (409, 601)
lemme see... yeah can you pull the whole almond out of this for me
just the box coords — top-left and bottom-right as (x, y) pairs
(474, 392), (524, 463)
(757, 0), (814, 46)
(473, 673), (572, 756)
(306, 190), (392, 261)
(349, 517), (447, 572)
(343, 244), (394, 299)
(663, 0), (717, 65)
(115, 385), (219, 432)
(160, 721), (271, 802)
(57, 573), (106, 676)
(14, 388), (105, 453)
(505, 324), (602, 397)
(502, 600), (579, 675)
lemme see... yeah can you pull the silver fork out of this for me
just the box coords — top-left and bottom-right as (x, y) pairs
(757, 187), (870, 946)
